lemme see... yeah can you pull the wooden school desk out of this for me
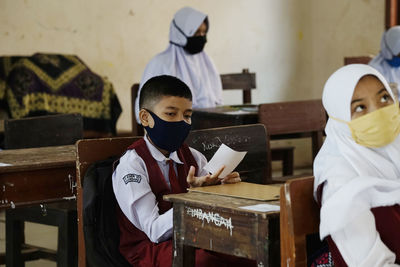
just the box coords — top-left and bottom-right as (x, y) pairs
(0, 145), (76, 209)
(164, 186), (280, 267)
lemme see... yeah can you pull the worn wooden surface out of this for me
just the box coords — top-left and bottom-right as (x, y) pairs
(258, 99), (326, 160)
(0, 145), (75, 172)
(187, 124), (270, 184)
(258, 100), (325, 136)
(164, 191), (279, 213)
(164, 192), (280, 267)
(280, 176), (319, 267)
(343, 56), (373, 65)
(76, 136), (140, 267)
(0, 145), (76, 209)
(188, 182), (280, 201)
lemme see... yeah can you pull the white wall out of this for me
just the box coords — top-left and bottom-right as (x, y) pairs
(309, 1), (385, 97)
(0, 0), (385, 166)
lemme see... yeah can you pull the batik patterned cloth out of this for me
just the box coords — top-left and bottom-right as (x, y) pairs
(0, 53), (122, 135)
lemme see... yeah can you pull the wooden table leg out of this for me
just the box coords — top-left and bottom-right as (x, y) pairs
(172, 203), (195, 267)
(255, 215), (280, 267)
(172, 238), (195, 267)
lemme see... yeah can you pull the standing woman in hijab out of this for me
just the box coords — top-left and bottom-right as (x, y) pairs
(314, 64), (400, 266)
(134, 7), (223, 122)
(369, 26), (400, 98)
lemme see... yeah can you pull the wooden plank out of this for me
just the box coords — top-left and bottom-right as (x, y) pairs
(220, 72), (256, 90)
(0, 145), (76, 209)
(0, 167), (75, 209)
(258, 100), (326, 135)
(0, 145), (75, 173)
(280, 176), (319, 267)
(188, 182), (280, 201)
(386, 0), (398, 30)
(76, 137), (139, 267)
(187, 124), (270, 184)
(220, 69), (256, 104)
(4, 114), (83, 149)
(164, 192), (280, 215)
(344, 56), (374, 65)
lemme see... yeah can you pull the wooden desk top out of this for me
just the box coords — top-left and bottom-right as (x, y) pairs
(164, 191), (280, 216)
(0, 145), (77, 208)
(0, 145), (76, 173)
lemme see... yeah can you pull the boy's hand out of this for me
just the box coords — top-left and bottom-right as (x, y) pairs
(220, 171), (241, 184)
(186, 166), (241, 188)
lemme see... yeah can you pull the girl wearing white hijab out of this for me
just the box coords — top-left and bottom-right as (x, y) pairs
(314, 64), (400, 266)
(134, 7), (223, 123)
(369, 26), (400, 98)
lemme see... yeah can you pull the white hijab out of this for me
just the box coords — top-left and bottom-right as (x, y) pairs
(313, 64), (400, 239)
(135, 7), (223, 122)
(369, 26), (400, 94)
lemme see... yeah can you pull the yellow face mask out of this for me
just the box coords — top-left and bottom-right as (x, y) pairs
(331, 103), (400, 148)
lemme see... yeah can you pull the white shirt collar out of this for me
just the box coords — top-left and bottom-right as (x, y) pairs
(143, 135), (183, 164)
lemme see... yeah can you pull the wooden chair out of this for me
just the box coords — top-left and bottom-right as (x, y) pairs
(4, 113), (83, 149)
(343, 55), (374, 65)
(258, 99), (326, 178)
(4, 113), (83, 266)
(186, 124), (271, 184)
(220, 68), (256, 104)
(76, 136), (140, 267)
(280, 176), (320, 267)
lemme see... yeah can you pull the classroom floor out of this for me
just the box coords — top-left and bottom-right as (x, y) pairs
(0, 167), (312, 267)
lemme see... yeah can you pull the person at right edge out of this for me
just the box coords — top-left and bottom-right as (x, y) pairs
(313, 64), (400, 266)
(369, 26), (400, 99)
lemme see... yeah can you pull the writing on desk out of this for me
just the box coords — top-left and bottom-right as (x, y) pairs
(186, 207), (234, 236)
(201, 135), (251, 152)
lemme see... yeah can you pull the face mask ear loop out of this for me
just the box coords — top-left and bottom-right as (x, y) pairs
(329, 115), (349, 125)
(170, 19), (188, 47)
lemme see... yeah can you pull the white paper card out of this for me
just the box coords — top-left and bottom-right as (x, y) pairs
(239, 204), (280, 212)
(203, 143), (247, 178)
(0, 162), (12, 167)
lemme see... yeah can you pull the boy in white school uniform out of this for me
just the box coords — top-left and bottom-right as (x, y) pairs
(113, 75), (255, 267)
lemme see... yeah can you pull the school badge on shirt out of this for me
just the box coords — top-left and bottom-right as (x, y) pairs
(123, 173), (142, 184)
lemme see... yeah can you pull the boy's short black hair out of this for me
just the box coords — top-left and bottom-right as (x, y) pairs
(139, 75), (192, 110)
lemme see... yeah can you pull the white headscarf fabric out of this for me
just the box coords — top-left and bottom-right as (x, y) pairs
(134, 7), (223, 122)
(313, 64), (400, 239)
(369, 26), (400, 94)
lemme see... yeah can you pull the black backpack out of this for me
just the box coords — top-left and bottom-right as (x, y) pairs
(83, 156), (131, 267)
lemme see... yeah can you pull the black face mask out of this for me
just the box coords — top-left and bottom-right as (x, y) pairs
(170, 19), (208, 54)
(144, 110), (191, 153)
(184, 35), (207, 54)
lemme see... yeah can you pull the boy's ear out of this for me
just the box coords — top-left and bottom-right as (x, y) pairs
(139, 109), (150, 127)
